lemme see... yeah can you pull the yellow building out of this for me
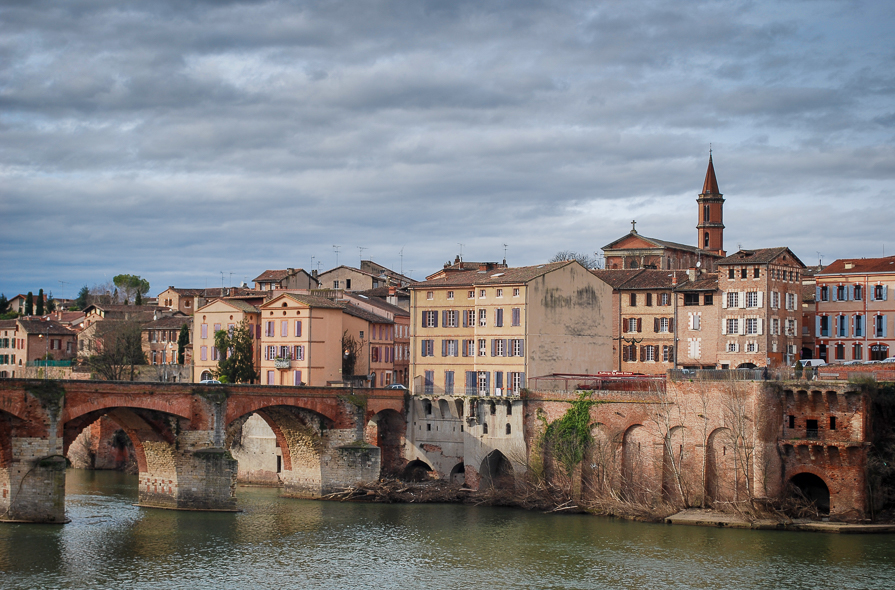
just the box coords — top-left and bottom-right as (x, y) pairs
(409, 261), (613, 396)
(193, 299), (261, 382)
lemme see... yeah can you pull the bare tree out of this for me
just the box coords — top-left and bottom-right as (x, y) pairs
(719, 382), (755, 503)
(87, 320), (146, 381)
(549, 251), (602, 269)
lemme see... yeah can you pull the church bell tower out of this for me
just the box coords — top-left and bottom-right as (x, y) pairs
(696, 153), (725, 256)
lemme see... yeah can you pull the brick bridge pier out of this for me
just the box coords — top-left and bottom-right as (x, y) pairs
(0, 380), (405, 523)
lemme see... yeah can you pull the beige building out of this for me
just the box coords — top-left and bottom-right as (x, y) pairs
(252, 268), (319, 292)
(674, 271), (721, 369)
(409, 261), (613, 396)
(193, 299), (261, 382)
(317, 260), (412, 292)
(257, 293), (345, 386)
(717, 248), (806, 368)
(142, 314), (191, 366)
(342, 291), (410, 386)
(157, 287), (261, 316)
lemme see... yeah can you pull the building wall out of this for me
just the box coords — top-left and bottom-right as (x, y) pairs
(616, 288), (676, 374)
(193, 302), (260, 382)
(676, 289), (721, 369)
(317, 268), (381, 291)
(258, 302), (343, 387)
(815, 272), (895, 362)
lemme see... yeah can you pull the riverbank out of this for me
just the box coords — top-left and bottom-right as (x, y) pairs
(322, 480), (895, 534)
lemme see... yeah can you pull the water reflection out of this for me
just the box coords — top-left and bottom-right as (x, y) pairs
(0, 469), (892, 590)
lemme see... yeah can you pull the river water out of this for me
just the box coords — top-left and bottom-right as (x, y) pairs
(0, 470), (893, 590)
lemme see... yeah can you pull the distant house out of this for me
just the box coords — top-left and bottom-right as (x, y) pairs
(252, 268), (319, 292)
(142, 313), (191, 366)
(157, 286), (261, 316)
(317, 260), (413, 292)
(0, 318), (77, 378)
(193, 299), (261, 383)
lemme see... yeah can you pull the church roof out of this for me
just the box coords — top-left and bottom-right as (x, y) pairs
(702, 154), (720, 195)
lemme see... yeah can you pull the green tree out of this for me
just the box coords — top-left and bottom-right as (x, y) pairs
(213, 320), (257, 384)
(36, 288), (44, 315)
(135, 291), (143, 306)
(341, 331), (362, 377)
(46, 291), (56, 313)
(25, 292), (33, 316)
(112, 274), (150, 305)
(87, 320), (147, 381)
(177, 323), (190, 365)
(0, 294), (8, 315)
(76, 285), (89, 310)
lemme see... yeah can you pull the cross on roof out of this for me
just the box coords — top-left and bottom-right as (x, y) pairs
(631, 220), (637, 233)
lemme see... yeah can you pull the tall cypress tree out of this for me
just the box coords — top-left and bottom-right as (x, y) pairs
(25, 292), (33, 316)
(177, 324), (190, 365)
(36, 289), (44, 316)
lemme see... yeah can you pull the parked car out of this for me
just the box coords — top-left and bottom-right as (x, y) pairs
(200, 379), (222, 385)
(794, 359), (826, 367)
(386, 384), (408, 390)
(880, 357), (895, 364)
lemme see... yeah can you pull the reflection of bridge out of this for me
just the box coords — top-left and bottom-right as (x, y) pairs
(0, 379), (405, 523)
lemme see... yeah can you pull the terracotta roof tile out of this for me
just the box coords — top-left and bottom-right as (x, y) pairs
(410, 261), (576, 288)
(818, 256), (895, 276)
(717, 247), (805, 267)
(702, 154), (720, 194)
(16, 319), (76, 336)
(342, 305), (394, 324)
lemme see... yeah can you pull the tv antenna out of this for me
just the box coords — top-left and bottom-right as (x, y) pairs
(57, 280), (67, 301)
(358, 246), (367, 264)
(399, 246), (405, 275)
(333, 245), (341, 266)
(503, 243), (508, 261)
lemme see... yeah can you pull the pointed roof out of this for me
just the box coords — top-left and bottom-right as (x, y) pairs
(702, 154), (720, 195)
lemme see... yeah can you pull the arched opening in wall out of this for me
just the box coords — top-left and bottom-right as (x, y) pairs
(736, 363), (757, 369)
(449, 462), (465, 485)
(788, 473), (830, 515)
(705, 427), (736, 505)
(662, 425), (690, 505)
(438, 399), (451, 419)
(200, 370), (213, 381)
(365, 409), (405, 477)
(621, 424), (652, 502)
(479, 450), (514, 490)
(0, 410), (16, 470)
(226, 405), (334, 490)
(584, 423), (614, 497)
(403, 459), (433, 482)
(801, 347), (813, 360)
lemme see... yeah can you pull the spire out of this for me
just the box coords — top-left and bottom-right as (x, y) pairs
(702, 153), (719, 195)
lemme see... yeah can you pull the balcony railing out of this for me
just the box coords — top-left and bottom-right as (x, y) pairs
(273, 357), (292, 369)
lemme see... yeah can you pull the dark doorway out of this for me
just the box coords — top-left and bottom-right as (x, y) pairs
(790, 473), (830, 514)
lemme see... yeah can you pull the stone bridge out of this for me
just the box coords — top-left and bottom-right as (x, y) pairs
(0, 379), (405, 523)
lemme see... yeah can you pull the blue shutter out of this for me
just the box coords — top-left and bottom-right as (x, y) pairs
(485, 372), (491, 394)
(884, 286), (889, 301)
(496, 371), (503, 389)
(520, 373), (525, 389)
(884, 316), (889, 338)
(815, 316), (821, 337)
(421, 340), (427, 357)
(442, 339), (447, 357)
(519, 340), (525, 357)
(422, 311), (427, 326)
(462, 311), (468, 328)
(502, 339), (508, 356)
(815, 286), (821, 301)
(442, 310), (447, 327)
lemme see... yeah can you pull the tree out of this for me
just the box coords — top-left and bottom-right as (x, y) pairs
(341, 331), (362, 377)
(113, 274), (150, 305)
(76, 285), (89, 310)
(87, 320), (147, 381)
(46, 291), (56, 313)
(0, 294), (8, 315)
(177, 324), (190, 365)
(36, 288), (44, 316)
(135, 291), (143, 306)
(213, 320), (257, 384)
(25, 292), (33, 316)
(550, 251), (601, 269)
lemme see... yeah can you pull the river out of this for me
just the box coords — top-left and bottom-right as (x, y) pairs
(1, 470), (893, 589)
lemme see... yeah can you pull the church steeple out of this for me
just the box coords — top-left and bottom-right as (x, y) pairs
(696, 152), (725, 256)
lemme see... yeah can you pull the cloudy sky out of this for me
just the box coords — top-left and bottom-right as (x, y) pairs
(1, 0), (893, 299)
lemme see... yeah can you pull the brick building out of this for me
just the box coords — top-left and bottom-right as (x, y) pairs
(193, 299), (261, 382)
(252, 268), (319, 292)
(814, 256), (895, 363)
(674, 270), (721, 369)
(0, 318), (77, 377)
(142, 314), (191, 366)
(717, 248), (806, 368)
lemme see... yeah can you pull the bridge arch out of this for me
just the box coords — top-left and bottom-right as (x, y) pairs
(621, 424), (654, 502)
(480, 450), (514, 490)
(365, 409), (405, 477)
(788, 470), (831, 515)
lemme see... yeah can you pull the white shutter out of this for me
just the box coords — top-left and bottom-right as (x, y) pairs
(688, 313), (694, 330)
(739, 292), (747, 309)
(757, 291), (764, 308)
(738, 319), (746, 335)
(884, 286), (889, 300)
(757, 318), (764, 335)
(722, 292), (728, 309)
(722, 317), (728, 335)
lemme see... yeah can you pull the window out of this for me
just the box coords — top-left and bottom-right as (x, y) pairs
(727, 292), (739, 308)
(728, 268), (735, 279)
(479, 339), (487, 356)
(837, 286), (847, 301)
(657, 317), (670, 333)
(874, 315), (885, 337)
(281, 320), (288, 337)
(294, 320), (302, 337)
(874, 285), (885, 301)
(625, 317), (641, 333)
(746, 292), (759, 308)
(463, 339), (475, 357)
(855, 315), (864, 337)
(480, 289), (486, 298)
(689, 313), (701, 331)
(770, 291), (780, 309)
(443, 339), (458, 357)
(704, 204), (710, 222)
(854, 285), (862, 301)
(464, 309), (475, 327)
(703, 294), (713, 305)
(646, 293), (653, 306)
(662, 345), (672, 362)
(265, 321), (274, 337)
(746, 318), (758, 335)
(746, 341), (757, 353)
(771, 318), (780, 336)
(629, 293), (637, 307)
(496, 288), (503, 298)
(644, 345), (655, 361)
(478, 371), (489, 395)
(445, 310), (458, 328)
(853, 343), (863, 360)
(294, 345), (305, 360)
(727, 342), (738, 352)
(423, 311), (438, 328)
(424, 371), (434, 394)
(838, 315), (848, 337)
(786, 319), (797, 336)
(479, 309), (487, 327)
(704, 232), (710, 248)
(684, 293), (699, 306)
(212, 346), (220, 361)
(741, 268), (747, 279)
(726, 318), (739, 334)
(819, 316), (830, 337)
(820, 286), (830, 302)
(426, 291), (434, 300)
(447, 291), (454, 300)
(420, 339), (434, 357)
(660, 293), (670, 306)
(835, 343), (845, 360)
(513, 288), (520, 297)
(445, 371), (454, 395)
(753, 267), (760, 278)
(511, 308), (521, 326)
(333, 281), (340, 289)
(511, 339), (524, 357)
(494, 339), (505, 356)
(468, 290), (475, 299)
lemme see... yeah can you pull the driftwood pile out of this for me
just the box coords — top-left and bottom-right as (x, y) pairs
(323, 479), (473, 504)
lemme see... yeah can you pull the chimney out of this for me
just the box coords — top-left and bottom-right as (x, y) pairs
(312, 269), (318, 278)
(688, 268), (696, 282)
(388, 286), (397, 306)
